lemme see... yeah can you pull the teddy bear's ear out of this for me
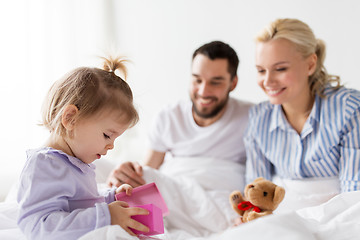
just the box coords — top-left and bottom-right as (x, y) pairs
(273, 186), (285, 207)
(253, 177), (264, 182)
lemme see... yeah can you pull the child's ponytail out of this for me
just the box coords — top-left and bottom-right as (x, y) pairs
(101, 56), (128, 80)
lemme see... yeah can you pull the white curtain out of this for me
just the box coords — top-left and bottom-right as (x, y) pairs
(0, 0), (118, 200)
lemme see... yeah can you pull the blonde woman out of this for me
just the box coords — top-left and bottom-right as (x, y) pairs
(245, 18), (360, 196)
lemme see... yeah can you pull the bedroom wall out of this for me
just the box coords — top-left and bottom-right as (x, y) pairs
(1, 0), (359, 201)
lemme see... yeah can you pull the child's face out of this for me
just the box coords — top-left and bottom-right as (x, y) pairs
(66, 111), (129, 164)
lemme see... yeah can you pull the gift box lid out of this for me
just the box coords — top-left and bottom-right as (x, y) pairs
(115, 182), (169, 216)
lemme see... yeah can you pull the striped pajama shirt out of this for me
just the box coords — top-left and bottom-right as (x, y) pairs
(245, 86), (360, 192)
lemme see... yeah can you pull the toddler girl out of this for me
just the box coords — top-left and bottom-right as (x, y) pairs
(17, 56), (149, 239)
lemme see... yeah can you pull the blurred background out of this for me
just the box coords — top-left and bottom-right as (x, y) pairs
(1, 0), (359, 200)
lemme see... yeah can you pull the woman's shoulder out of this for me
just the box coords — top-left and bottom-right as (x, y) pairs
(324, 86), (360, 97)
(323, 86), (360, 109)
(249, 100), (274, 117)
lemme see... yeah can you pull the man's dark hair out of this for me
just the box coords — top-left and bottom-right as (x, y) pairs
(192, 41), (239, 78)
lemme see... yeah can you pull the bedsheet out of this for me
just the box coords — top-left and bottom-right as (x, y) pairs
(141, 157), (246, 237)
(79, 190), (360, 240)
(1, 156), (360, 240)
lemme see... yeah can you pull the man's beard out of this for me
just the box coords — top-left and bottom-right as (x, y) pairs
(192, 95), (229, 119)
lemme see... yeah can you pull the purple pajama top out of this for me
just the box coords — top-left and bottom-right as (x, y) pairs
(17, 147), (116, 240)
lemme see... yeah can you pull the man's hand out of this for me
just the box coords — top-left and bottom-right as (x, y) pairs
(106, 161), (146, 188)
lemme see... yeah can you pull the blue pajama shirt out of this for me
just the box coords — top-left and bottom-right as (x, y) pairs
(244, 87), (360, 192)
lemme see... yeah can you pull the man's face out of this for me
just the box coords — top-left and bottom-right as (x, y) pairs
(190, 54), (237, 124)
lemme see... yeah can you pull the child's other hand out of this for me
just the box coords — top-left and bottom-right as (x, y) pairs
(116, 183), (133, 195)
(108, 201), (150, 236)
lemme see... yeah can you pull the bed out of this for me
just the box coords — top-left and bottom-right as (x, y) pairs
(1, 157), (360, 240)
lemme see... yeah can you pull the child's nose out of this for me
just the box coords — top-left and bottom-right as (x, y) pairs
(106, 143), (114, 150)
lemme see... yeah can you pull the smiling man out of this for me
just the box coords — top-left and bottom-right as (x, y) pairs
(105, 41), (253, 235)
(107, 41), (253, 187)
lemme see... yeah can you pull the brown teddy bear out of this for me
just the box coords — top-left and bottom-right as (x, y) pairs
(229, 177), (285, 223)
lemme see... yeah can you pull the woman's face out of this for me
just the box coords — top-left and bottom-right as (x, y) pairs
(255, 38), (316, 108)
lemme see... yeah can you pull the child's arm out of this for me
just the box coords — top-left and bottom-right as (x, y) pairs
(18, 180), (112, 239)
(17, 153), (114, 239)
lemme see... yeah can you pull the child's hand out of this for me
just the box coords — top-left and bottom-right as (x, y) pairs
(116, 183), (133, 196)
(108, 201), (150, 236)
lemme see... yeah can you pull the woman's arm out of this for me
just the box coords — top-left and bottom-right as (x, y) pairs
(244, 108), (274, 184)
(339, 101), (360, 192)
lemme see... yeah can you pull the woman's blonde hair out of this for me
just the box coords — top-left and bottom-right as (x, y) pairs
(255, 18), (341, 97)
(41, 56), (139, 137)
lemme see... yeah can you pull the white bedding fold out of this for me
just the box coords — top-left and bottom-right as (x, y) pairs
(79, 190), (360, 240)
(81, 157), (246, 240)
(143, 156), (246, 238)
(0, 201), (25, 240)
(220, 190), (360, 240)
(158, 156), (246, 191)
(273, 176), (340, 213)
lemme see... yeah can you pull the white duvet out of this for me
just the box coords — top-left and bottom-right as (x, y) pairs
(1, 157), (360, 240)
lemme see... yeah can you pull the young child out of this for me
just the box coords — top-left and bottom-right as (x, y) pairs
(17, 56), (149, 240)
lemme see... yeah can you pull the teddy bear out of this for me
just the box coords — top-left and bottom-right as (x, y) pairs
(229, 177), (285, 223)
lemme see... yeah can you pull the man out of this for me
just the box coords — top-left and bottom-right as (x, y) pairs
(106, 41), (253, 236)
(107, 40), (252, 187)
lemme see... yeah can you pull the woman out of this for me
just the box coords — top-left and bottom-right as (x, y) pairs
(245, 18), (360, 197)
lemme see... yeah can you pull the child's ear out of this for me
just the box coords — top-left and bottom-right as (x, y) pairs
(61, 105), (79, 131)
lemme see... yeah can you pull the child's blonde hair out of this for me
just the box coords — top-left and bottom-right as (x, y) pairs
(255, 18), (341, 97)
(41, 56), (139, 137)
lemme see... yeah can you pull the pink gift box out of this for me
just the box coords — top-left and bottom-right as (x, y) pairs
(115, 182), (168, 236)
(115, 182), (169, 216)
(130, 204), (164, 236)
